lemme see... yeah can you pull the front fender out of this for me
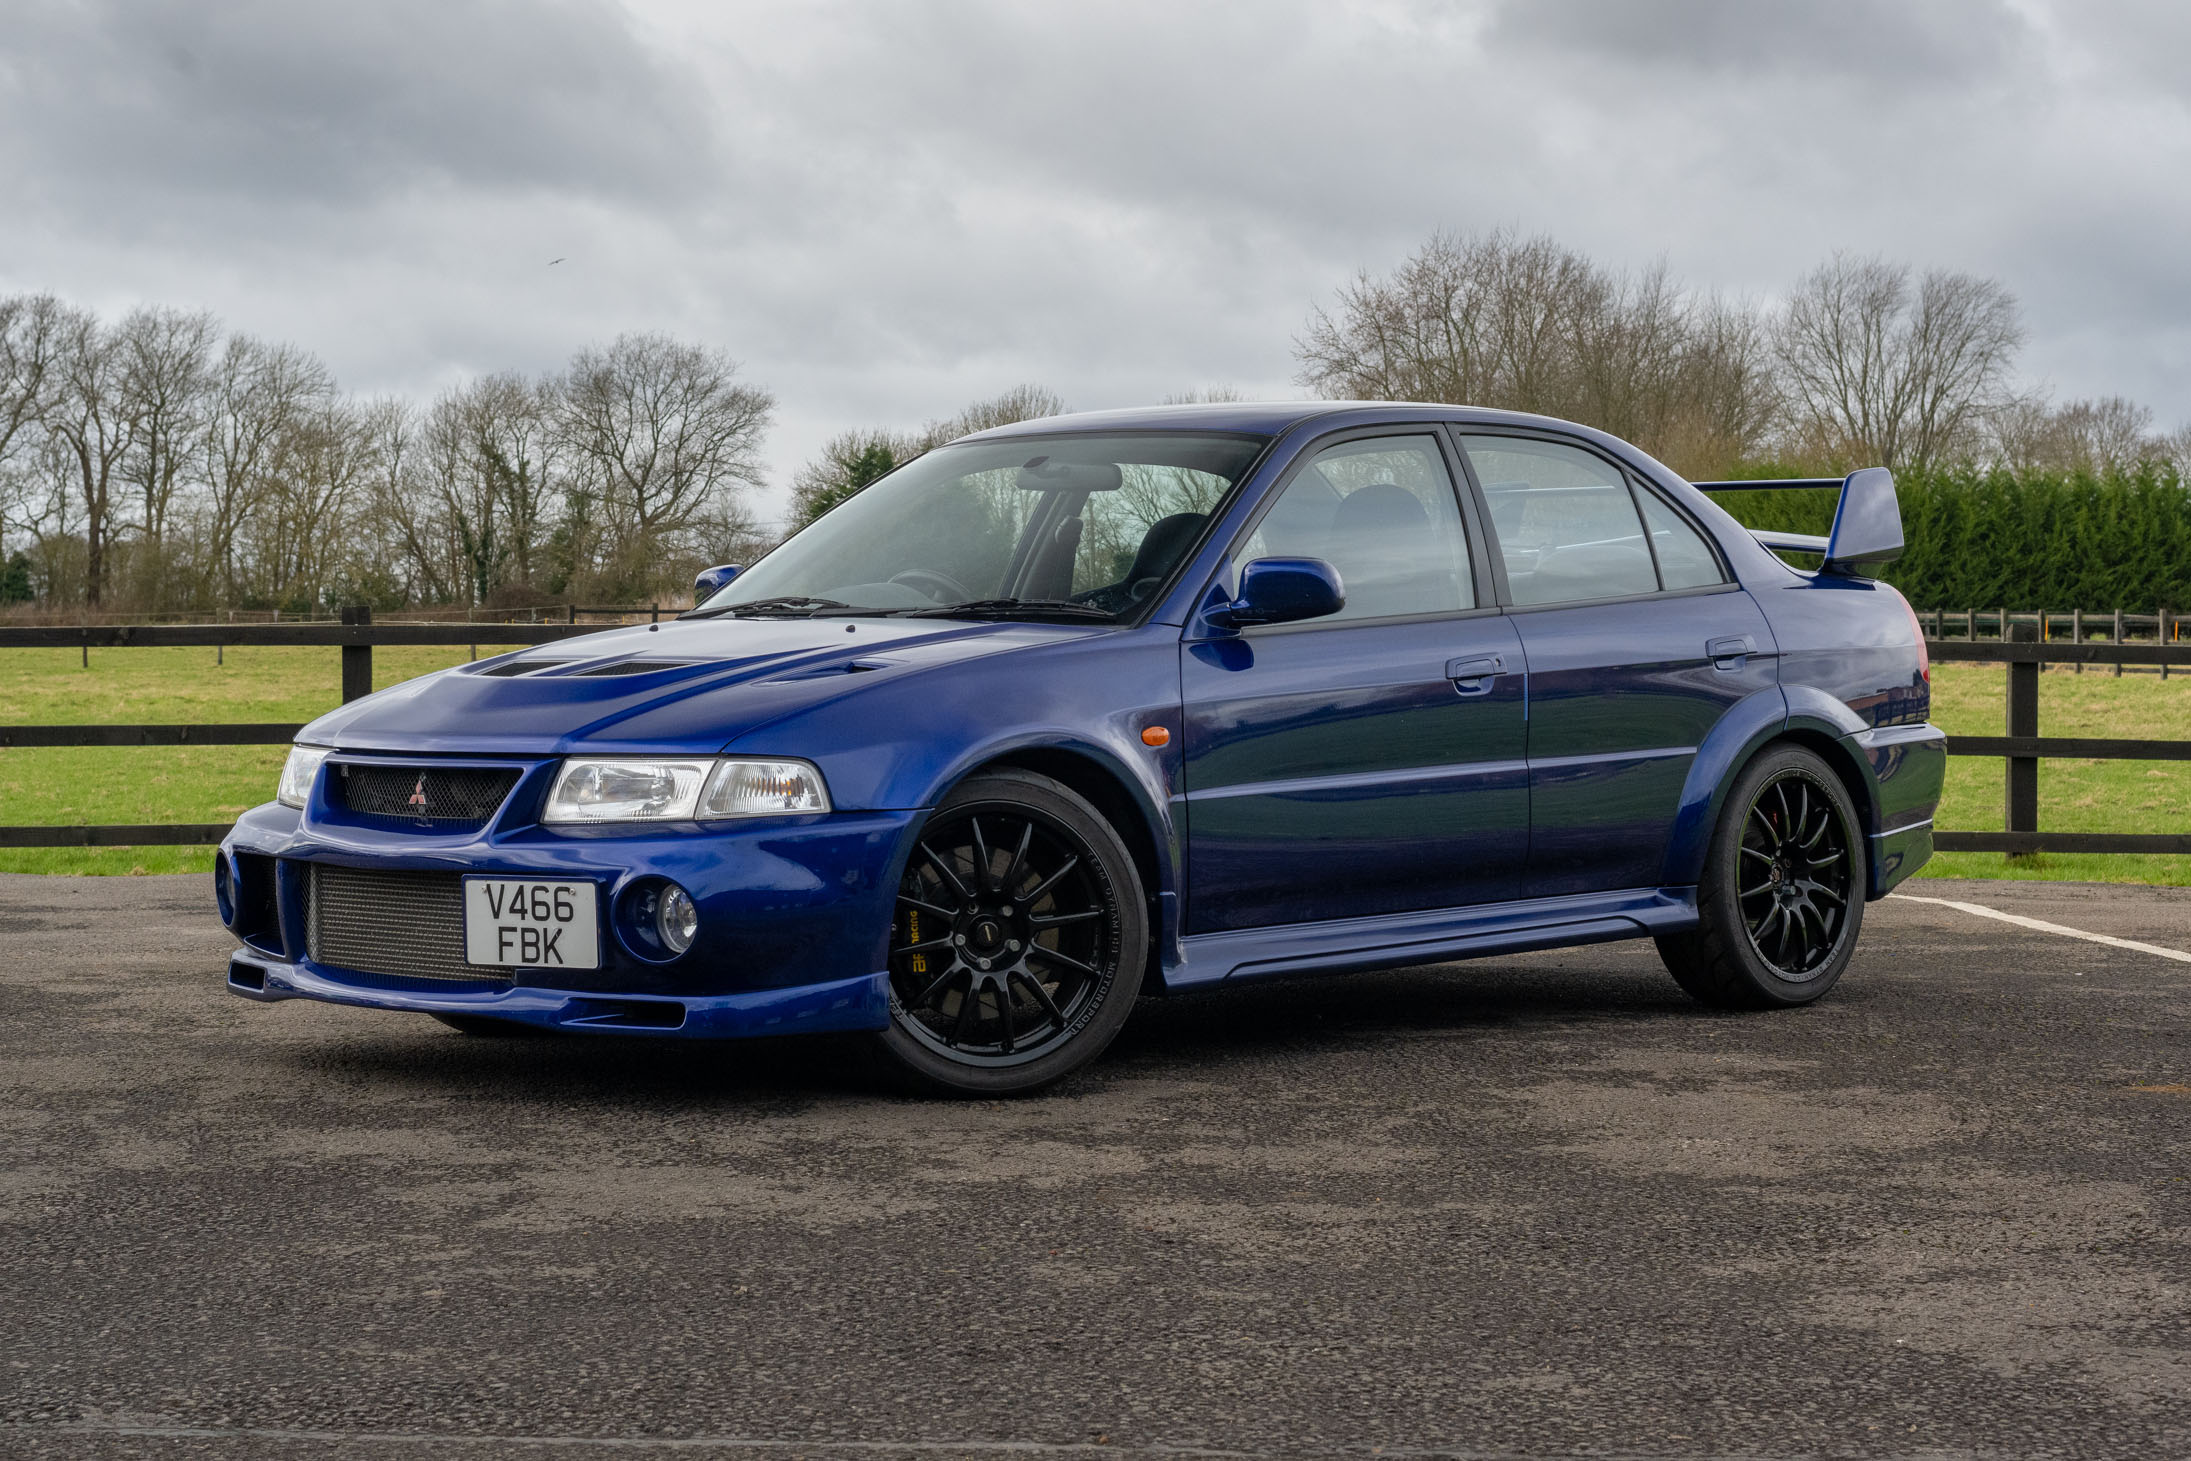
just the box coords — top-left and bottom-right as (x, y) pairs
(1659, 686), (1792, 887)
(911, 728), (1180, 893)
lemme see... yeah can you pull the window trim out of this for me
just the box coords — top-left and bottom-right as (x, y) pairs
(1445, 425), (1730, 609)
(1208, 423), (1491, 634)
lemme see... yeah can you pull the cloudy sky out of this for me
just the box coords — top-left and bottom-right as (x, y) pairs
(4, 0), (2186, 525)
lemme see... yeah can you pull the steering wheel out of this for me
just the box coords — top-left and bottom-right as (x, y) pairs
(888, 569), (973, 604)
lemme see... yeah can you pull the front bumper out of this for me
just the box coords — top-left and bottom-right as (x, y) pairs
(217, 788), (916, 1039)
(224, 948), (888, 1038)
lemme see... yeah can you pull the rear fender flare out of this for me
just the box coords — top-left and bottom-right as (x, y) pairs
(1660, 686), (1791, 887)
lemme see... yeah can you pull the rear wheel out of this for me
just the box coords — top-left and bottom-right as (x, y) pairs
(875, 769), (1146, 1095)
(1657, 745), (1865, 1009)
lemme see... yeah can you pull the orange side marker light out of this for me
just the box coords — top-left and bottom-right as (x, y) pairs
(1141, 726), (1171, 747)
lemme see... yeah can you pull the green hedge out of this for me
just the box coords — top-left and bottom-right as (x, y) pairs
(1702, 466), (2191, 611)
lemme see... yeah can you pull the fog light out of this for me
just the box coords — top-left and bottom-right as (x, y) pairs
(657, 884), (698, 955)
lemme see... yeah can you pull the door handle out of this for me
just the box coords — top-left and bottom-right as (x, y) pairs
(1446, 654), (1503, 695)
(1707, 635), (1755, 671)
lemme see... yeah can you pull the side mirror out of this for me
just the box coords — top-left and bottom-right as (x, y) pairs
(1207, 557), (1345, 630)
(1824, 468), (1903, 576)
(693, 564), (743, 599)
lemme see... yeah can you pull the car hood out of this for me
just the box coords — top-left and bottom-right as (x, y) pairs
(302, 616), (1096, 756)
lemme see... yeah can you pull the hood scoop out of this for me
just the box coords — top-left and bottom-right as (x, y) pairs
(473, 657), (573, 678)
(570, 658), (704, 677)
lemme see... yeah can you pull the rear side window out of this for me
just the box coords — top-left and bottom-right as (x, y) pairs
(1232, 434), (1474, 622)
(1460, 436), (1656, 605)
(1635, 488), (1725, 590)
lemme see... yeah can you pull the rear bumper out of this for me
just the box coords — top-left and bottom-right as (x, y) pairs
(224, 949), (889, 1038)
(1850, 721), (1947, 897)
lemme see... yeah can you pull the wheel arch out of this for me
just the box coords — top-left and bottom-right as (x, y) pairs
(933, 741), (1179, 990)
(1663, 687), (1884, 895)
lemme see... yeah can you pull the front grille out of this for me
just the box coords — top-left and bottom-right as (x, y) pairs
(306, 864), (503, 983)
(336, 763), (520, 829)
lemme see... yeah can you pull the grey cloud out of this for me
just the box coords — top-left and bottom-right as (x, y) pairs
(1, 0), (2186, 531)
(1487, 0), (2029, 82)
(0, 0), (713, 211)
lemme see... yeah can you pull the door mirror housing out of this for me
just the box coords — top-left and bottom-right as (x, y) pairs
(693, 564), (743, 599)
(1207, 557), (1345, 630)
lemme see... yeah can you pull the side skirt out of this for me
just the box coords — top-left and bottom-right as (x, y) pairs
(1165, 886), (1700, 990)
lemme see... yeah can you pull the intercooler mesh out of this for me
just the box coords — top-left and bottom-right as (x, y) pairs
(306, 864), (505, 983)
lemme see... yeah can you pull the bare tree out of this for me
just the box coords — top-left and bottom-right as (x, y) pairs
(1776, 253), (2024, 471)
(556, 333), (773, 560)
(1294, 231), (1776, 474)
(42, 307), (134, 605)
(202, 336), (334, 602)
(0, 294), (63, 472)
(114, 306), (216, 604)
(1991, 394), (2162, 475)
(786, 385), (1065, 529)
(0, 294), (65, 572)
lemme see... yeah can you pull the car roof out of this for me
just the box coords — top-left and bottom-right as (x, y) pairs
(953, 400), (1606, 442)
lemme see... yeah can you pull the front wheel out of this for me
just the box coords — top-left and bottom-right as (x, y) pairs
(1657, 745), (1866, 1009)
(875, 769), (1147, 1095)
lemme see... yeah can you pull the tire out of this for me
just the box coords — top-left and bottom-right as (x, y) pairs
(432, 1013), (548, 1037)
(1656, 744), (1866, 1010)
(874, 768), (1148, 1096)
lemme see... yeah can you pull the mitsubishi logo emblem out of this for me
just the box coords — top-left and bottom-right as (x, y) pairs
(407, 775), (428, 810)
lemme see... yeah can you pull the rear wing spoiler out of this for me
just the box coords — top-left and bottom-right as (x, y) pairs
(1690, 467), (1904, 576)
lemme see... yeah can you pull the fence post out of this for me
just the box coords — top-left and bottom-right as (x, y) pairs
(2165, 610), (2172, 684)
(1998, 606), (2008, 642)
(2006, 621), (2039, 856)
(2114, 608), (2124, 677)
(2072, 608), (2081, 674)
(340, 605), (373, 703)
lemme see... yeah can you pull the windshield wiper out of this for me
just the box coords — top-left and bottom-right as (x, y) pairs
(686, 596), (852, 619)
(901, 598), (1117, 621)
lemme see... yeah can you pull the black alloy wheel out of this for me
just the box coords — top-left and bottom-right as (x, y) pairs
(1737, 770), (1852, 978)
(1656, 744), (1866, 1009)
(878, 769), (1146, 1095)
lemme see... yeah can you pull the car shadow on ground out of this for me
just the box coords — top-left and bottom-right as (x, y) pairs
(253, 953), (1731, 1109)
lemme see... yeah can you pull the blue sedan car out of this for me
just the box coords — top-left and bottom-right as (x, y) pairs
(218, 403), (1945, 1094)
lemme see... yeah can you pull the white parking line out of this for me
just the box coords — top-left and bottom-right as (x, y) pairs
(1892, 892), (2191, 966)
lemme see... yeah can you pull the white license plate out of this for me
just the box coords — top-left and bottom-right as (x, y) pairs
(463, 878), (600, 970)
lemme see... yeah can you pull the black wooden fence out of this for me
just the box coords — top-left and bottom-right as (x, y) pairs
(3, 615), (2190, 857)
(0, 608), (608, 847)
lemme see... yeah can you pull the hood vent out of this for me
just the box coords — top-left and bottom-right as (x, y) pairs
(760, 658), (896, 683)
(571, 658), (702, 677)
(475, 658), (572, 678)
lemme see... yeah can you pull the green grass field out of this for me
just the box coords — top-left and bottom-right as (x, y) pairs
(2, 646), (2188, 883)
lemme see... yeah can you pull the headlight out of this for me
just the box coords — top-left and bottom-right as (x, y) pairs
(542, 757), (830, 824)
(277, 745), (331, 809)
(700, 759), (831, 817)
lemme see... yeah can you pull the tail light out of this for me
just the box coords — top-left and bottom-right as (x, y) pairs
(1897, 591), (1929, 683)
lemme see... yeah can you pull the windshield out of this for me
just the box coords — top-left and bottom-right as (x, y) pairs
(700, 432), (1266, 620)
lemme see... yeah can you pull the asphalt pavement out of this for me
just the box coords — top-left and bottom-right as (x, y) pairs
(6, 873), (2191, 1459)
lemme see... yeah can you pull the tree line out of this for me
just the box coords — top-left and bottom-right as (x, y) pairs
(0, 296), (775, 612)
(1297, 231), (2188, 482)
(4, 230), (2185, 614)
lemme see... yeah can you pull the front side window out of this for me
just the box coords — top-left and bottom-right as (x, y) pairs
(701, 433), (1263, 619)
(1231, 435), (1474, 622)
(1460, 436), (1660, 606)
